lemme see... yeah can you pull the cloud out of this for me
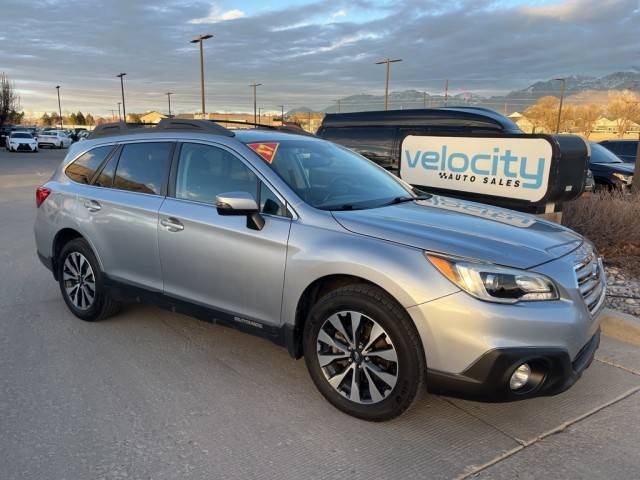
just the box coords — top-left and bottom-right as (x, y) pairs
(189, 7), (245, 24)
(1, 0), (638, 116)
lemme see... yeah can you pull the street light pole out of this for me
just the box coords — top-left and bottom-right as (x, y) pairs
(166, 92), (173, 117)
(375, 58), (402, 111)
(55, 85), (63, 129)
(554, 77), (566, 134)
(116, 73), (127, 120)
(444, 79), (449, 107)
(190, 34), (213, 117)
(279, 104), (285, 123)
(249, 82), (262, 124)
(117, 102), (121, 121)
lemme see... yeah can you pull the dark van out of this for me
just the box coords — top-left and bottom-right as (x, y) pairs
(317, 108), (589, 214)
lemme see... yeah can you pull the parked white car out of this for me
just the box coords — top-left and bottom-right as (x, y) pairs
(6, 132), (38, 152)
(38, 130), (72, 149)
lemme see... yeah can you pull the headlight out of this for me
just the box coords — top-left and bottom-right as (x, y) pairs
(426, 254), (558, 303)
(612, 172), (631, 184)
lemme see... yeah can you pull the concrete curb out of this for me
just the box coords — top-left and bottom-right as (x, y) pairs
(600, 308), (640, 346)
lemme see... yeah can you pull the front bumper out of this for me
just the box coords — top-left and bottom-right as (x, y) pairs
(426, 329), (600, 401)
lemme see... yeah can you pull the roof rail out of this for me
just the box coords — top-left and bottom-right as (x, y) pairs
(87, 119), (234, 139)
(207, 118), (315, 136)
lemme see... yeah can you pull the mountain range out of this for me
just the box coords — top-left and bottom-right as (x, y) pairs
(288, 71), (640, 116)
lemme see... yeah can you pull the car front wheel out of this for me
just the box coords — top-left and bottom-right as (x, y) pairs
(57, 238), (121, 321)
(303, 284), (425, 421)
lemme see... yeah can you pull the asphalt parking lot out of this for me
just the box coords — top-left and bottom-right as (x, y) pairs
(1, 147), (640, 479)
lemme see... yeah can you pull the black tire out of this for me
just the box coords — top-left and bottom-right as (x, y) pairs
(303, 284), (425, 421)
(57, 238), (121, 321)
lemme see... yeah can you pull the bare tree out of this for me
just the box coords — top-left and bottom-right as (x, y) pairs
(524, 96), (572, 133)
(607, 90), (640, 138)
(574, 104), (602, 139)
(0, 72), (21, 125)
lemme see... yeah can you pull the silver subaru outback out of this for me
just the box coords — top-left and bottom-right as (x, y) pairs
(34, 119), (605, 421)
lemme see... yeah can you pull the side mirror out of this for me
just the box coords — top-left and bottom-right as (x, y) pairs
(215, 191), (265, 231)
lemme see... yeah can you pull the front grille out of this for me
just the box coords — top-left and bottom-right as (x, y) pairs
(574, 249), (606, 315)
(17, 143), (32, 151)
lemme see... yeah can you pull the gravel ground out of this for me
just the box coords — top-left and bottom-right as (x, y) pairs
(605, 266), (640, 318)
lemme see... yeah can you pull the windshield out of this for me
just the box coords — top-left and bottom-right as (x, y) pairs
(12, 133), (32, 139)
(249, 139), (416, 210)
(590, 143), (623, 164)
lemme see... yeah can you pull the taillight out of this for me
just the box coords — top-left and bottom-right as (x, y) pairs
(36, 186), (51, 207)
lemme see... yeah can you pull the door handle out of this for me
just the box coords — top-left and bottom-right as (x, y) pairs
(160, 217), (184, 232)
(84, 199), (101, 212)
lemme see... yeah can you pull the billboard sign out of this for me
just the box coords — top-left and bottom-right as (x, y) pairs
(400, 135), (553, 202)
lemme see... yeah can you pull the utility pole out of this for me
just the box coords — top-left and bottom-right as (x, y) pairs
(444, 79), (449, 107)
(423, 91), (427, 108)
(554, 77), (566, 134)
(116, 73), (127, 120)
(258, 107), (262, 124)
(249, 82), (262, 124)
(279, 104), (285, 123)
(55, 85), (63, 129)
(375, 58), (402, 111)
(334, 99), (341, 113)
(191, 34), (213, 117)
(166, 92), (173, 117)
(117, 102), (121, 121)
(110, 109), (117, 121)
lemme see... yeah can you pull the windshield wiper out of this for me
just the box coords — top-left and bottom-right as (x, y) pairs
(383, 194), (431, 206)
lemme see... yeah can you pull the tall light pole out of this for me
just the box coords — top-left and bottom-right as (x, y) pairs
(334, 99), (341, 113)
(55, 85), (63, 129)
(554, 77), (566, 134)
(117, 102), (121, 121)
(191, 34), (213, 117)
(423, 91), (427, 108)
(258, 107), (262, 124)
(279, 104), (285, 123)
(116, 73), (127, 121)
(375, 58), (402, 111)
(444, 79), (449, 107)
(166, 92), (173, 117)
(249, 82), (262, 124)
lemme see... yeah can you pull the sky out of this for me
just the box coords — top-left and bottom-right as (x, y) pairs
(1, 0), (638, 117)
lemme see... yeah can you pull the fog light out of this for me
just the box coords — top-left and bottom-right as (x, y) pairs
(509, 363), (531, 390)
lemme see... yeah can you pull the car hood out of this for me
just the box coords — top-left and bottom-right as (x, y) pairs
(592, 162), (635, 174)
(332, 196), (582, 269)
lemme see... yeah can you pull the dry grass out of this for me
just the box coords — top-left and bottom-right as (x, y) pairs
(563, 190), (640, 275)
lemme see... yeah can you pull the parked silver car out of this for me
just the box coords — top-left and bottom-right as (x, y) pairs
(34, 119), (605, 420)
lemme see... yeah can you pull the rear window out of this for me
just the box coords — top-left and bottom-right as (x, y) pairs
(320, 127), (397, 170)
(113, 142), (173, 195)
(65, 145), (115, 184)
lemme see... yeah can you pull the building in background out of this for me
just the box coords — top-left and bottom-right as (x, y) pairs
(507, 112), (535, 133)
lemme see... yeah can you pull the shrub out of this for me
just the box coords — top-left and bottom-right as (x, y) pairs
(562, 190), (640, 274)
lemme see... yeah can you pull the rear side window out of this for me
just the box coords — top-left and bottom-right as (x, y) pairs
(94, 152), (119, 188)
(65, 145), (115, 184)
(113, 142), (173, 195)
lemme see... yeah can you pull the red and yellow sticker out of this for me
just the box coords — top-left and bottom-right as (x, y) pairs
(247, 142), (279, 164)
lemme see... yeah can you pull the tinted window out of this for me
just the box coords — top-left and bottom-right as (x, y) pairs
(175, 143), (258, 205)
(12, 133), (32, 139)
(320, 127), (397, 169)
(94, 152), (119, 187)
(621, 142), (638, 156)
(590, 143), (623, 164)
(113, 142), (172, 195)
(66, 145), (115, 184)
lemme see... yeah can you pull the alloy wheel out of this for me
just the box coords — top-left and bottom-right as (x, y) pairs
(62, 252), (96, 310)
(316, 310), (399, 404)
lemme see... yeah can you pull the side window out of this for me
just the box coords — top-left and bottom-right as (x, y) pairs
(320, 127), (397, 170)
(259, 182), (286, 216)
(65, 145), (114, 184)
(175, 143), (258, 205)
(94, 152), (119, 188)
(113, 142), (173, 195)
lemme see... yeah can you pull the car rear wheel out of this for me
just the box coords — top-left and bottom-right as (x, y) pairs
(57, 238), (121, 322)
(303, 284), (425, 421)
